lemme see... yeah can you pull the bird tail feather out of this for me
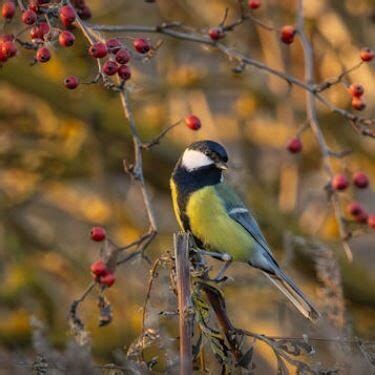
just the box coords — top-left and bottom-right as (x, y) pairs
(263, 271), (320, 322)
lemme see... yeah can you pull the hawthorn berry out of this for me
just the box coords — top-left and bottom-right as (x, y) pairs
(352, 171), (369, 189)
(117, 64), (131, 81)
(22, 9), (37, 25)
(280, 25), (296, 44)
(99, 272), (116, 287)
(133, 38), (150, 54)
(90, 226), (106, 241)
(348, 83), (364, 98)
(115, 49), (130, 64)
(89, 42), (107, 58)
(1, 40), (17, 58)
(77, 5), (91, 20)
(356, 211), (368, 224)
(185, 115), (201, 131)
(64, 75), (79, 89)
(59, 5), (75, 26)
(208, 27), (225, 41)
(368, 214), (375, 229)
(36, 46), (51, 63)
(30, 22), (50, 39)
(90, 260), (107, 276)
(331, 174), (349, 191)
(351, 97), (366, 111)
(360, 48), (374, 62)
(287, 138), (302, 154)
(106, 38), (122, 54)
(248, 0), (261, 9)
(102, 60), (118, 76)
(28, 0), (39, 12)
(347, 202), (365, 217)
(0, 50), (8, 62)
(2, 1), (16, 20)
(0, 34), (14, 43)
(59, 30), (75, 47)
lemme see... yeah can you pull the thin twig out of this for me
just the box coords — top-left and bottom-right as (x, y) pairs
(296, 0), (352, 261)
(141, 120), (182, 150)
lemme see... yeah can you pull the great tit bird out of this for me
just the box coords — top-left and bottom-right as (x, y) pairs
(170, 140), (320, 322)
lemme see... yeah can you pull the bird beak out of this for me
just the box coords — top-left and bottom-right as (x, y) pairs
(215, 161), (228, 170)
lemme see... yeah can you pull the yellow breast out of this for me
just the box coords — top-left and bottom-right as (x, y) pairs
(186, 186), (254, 262)
(170, 178), (184, 229)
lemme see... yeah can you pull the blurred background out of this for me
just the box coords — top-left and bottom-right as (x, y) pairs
(0, 0), (375, 372)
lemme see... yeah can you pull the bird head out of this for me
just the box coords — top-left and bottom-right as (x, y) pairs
(181, 140), (228, 172)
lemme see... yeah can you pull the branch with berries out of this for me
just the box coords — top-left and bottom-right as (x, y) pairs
(2, 1), (375, 369)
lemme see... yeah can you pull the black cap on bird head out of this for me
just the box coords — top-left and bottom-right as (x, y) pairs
(181, 140), (229, 171)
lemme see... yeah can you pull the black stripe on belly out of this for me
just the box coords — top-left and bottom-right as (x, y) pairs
(171, 161), (222, 231)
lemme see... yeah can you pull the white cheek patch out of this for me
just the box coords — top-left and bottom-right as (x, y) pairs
(182, 149), (214, 171)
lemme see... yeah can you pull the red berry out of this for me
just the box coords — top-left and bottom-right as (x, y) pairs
(102, 60), (118, 76)
(59, 30), (75, 47)
(0, 49), (8, 62)
(348, 83), (364, 98)
(22, 9), (37, 25)
(28, 0), (39, 12)
(64, 75), (79, 89)
(356, 211), (369, 224)
(30, 22), (50, 39)
(117, 64), (131, 81)
(347, 202), (364, 217)
(185, 115), (201, 131)
(368, 214), (375, 229)
(351, 97), (366, 111)
(1, 40), (17, 58)
(59, 5), (75, 25)
(133, 38), (150, 54)
(352, 171), (369, 189)
(90, 226), (106, 241)
(2, 1), (16, 20)
(0, 34), (14, 43)
(331, 174), (349, 191)
(90, 260), (107, 276)
(115, 49), (130, 64)
(287, 138), (302, 154)
(36, 46), (51, 63)
(360, 48), (374, 62)
(99, 272), (116, 287)
(89, 42), (107, 58)
(280, 25), (296, 44)
(208, 27), (225, 41)
(248, 0), (261, 9)
(106, 38), (122, 54)
(77, 5), (91, 20)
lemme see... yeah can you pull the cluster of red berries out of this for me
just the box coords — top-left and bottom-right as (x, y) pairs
(331, 171), (369, 191)
(184, 114), (201, 131)
(88, 38), (134, 82)
(280, 25), (296, 45)
(89, 227), (115, 287)
(90, 260), (116, 287)
(348, 82), (366, 111)
(330, 172), (374, 229)
(0, 2), (87, 65)
(0, 2), (152, 90)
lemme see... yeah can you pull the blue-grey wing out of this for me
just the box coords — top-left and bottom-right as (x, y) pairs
(215, 183), (274, 258)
